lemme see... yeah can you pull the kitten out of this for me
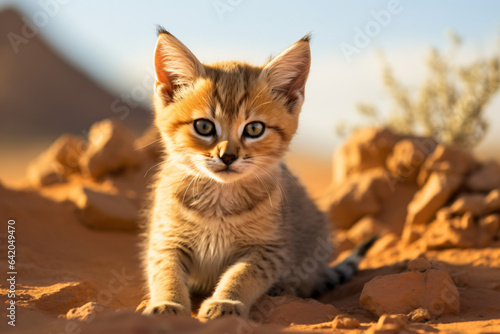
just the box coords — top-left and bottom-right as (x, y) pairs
(142, 28), (374, 319)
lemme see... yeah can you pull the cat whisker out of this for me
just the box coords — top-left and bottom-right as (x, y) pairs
(250, 170), (273, 208)
(250, 163), (288, 205)
(244, 159), (287, 201)
(180, 169), (202, 214)
(256, 157), (301, 188)
(155, 169), (186, 194)
(134, 138), (162, 151)
(174, 171), (192, 198)
(144, 161), (166, 178)
(195, 173), (202, 201)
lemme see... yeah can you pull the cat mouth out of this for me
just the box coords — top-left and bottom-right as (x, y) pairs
(216, 168), (238, 174)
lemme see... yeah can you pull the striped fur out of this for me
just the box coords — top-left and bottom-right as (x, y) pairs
(142, 30), (371, 319)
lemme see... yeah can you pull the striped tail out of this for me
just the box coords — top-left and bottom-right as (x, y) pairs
(312, 236), (378, 297)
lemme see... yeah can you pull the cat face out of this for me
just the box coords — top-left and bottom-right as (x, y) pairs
(153, 29), (310, 183)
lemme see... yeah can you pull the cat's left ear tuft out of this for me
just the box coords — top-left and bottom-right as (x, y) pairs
(154, 30), (205, 102)
(300, 33), (311, 43)
(261, 35), (311, 112)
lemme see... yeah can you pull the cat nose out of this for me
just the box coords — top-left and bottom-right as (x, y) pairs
(220, 153), (237, 166)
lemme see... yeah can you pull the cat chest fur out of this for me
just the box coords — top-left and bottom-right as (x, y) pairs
(178, 187), (281, 294)
(187, 221), (237, 294)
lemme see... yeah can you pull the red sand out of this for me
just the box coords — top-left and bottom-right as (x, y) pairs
(1, 126), (500, 333)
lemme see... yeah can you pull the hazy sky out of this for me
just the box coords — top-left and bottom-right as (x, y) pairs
(2, 0), (500, 155)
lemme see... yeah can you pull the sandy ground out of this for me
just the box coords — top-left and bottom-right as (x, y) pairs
(1, 146), (499, 334)
(1, 5), (498, 332)
(0, 138), (55, 188)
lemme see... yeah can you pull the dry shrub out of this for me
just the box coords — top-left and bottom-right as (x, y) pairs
(338, 32), (500, 148)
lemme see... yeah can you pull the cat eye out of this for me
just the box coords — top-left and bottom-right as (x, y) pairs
(194, 119), (215, 136)
(243, 122), (265, 138)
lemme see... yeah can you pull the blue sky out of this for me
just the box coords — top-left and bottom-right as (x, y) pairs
(2, 0), (500, 155)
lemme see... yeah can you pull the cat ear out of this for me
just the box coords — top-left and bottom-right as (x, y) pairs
(154, 27), (205, 99)
(261, 35), (311, 112)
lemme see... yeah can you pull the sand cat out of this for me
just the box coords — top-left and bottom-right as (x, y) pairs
(143, 28), (374, 319)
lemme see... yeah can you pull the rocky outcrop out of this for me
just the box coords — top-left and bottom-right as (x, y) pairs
(80, 119), (142, 179)
(25, 119), (161, 232)
(27, 135), (86, 186)
(325, 127), (500, 249)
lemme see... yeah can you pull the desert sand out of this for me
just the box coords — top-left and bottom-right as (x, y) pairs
(1, 122), (499, 334)
(2, 5), (499, 333)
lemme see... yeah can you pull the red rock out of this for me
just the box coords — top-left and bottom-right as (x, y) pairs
(450, 193), (487, 216)
(451, 271), (469, 287)
(27, 135), (87, 186)
(386, 138), (436, 183)
(360, 269), (460, 318)
(367, 233), (399, 255)
(375, 182), (420, 236)
(436, 207), (453, 221)
(80, 119), (141, 179)
(424, 214), (477, 249)
(332, 230), (356, 253)
(408, 308), (431, 322)
(332, 128), (400, 185)
(311, 314), (360, 330)
(401, 223), (427, 245)
(368, 314), (408, 334)
(455, 211), (475, 230)
(325, 169), (390, 229)
(331, 315), (360, 329)
(406, 172), (463, 227)
(347, 216), (387, 245)
(66, 302), (115, 322)
(70, 186), (140, 231)
(476, 214), (500, 247)
(466, 161), (500, 192)
(479, 214), (500, 235)
(407, 258), (431, 272)
(484, 189), (500, 214)
(417, 144), (476, 186)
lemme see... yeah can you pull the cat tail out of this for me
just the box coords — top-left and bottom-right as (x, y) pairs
(314, 235), (378, 296)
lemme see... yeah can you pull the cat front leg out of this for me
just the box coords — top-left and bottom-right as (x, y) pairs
(143, 248), (191, 316)
(198, 249), (284, 320)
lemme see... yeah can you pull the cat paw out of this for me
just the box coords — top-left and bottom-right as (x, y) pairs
(198, 299), (246, 320)
(142, 301), (189, 316)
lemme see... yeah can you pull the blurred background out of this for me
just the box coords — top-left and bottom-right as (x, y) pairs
(1, 0), (499, 189)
